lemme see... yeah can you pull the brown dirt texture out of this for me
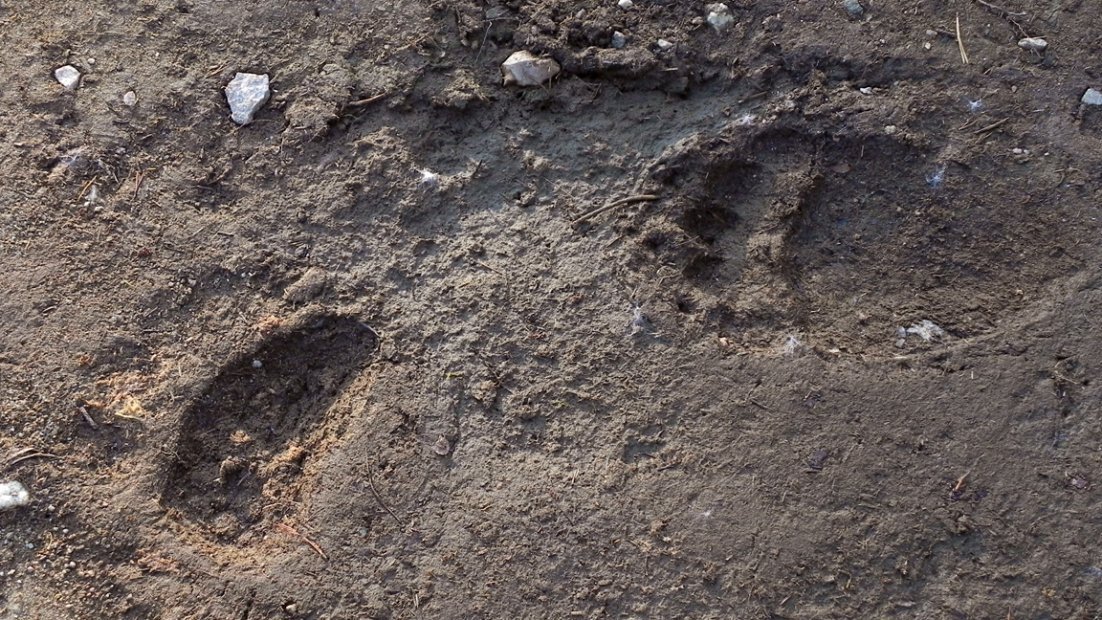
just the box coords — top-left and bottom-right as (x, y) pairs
(2, 0), (1102, 618)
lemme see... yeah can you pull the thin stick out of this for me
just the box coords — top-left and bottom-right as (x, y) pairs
(6, 452), (60, 469)
(572, 194), (661, 226)
(950, 458), (981, 498)
(368, 472), (406, 528)
(973, 118), (1008, 134)
(275, 522), (328, 560)
(76, 176), (98, 201)
(132, 168), (145, 200)
(79, 406), (99, 430)
(347, 93), (388, 107)
(955, 15), (970, 65)
(737, 91), (768, 105)
(973, 0), (1027, 17)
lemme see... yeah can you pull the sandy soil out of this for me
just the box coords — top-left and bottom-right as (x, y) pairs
(1, 0), (1101, 617)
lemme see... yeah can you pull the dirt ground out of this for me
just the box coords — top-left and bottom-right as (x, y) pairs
(1, 0), (1101, 617)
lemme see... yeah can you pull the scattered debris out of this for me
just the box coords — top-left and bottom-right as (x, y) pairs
(1081, 88), (1102, 106)
(896, 320), (946, 347)
(617, 0), (633, 9)
(224, 72), (271, 125)
(629, 305), (652, 336)
(122, 90), (137, 107)
(501, 51), (561, 87)
(706, 4), (734, 33)
(610, 31), (627, 49)
(0, 481), (30, 511)
(842, 0), (864, 18)
(54, 65), (81, 90)
(1017, 37), (1047, 52)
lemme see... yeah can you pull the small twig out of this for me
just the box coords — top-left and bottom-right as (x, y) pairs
(275, 522), (328, 560)
(79, 406), (99, 430)
(346, 93), (388, 107)
(113, 411), (146, 423)
(6, 451), (60, 470)
(76, 176), (98, 201)
(737, 91), (769, 105)
(132, 168), (145, 201)
(950, 458), (981, 499)
(973, 117), (1009, 134)
(955, 15), (970, 65)
(955, 118), (980, 131)
(474, 21), (492, 62)
(972, 2), (1030, 40)
(972, 0), (1027, 17)
(748, 399), (771, 411)
(572, 194), (661, 226)
(951, 471), (970, 496)
(367, 472), (406, 528)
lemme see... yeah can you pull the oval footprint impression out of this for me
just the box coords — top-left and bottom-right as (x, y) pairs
(161, 315), (377, 542)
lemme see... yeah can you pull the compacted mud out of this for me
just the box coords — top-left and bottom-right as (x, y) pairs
(1, 0), (1101, 617)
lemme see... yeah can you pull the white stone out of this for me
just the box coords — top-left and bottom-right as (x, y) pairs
(706, 4), (734, 33)
(656, 39), (674, 51)
(501, 51), (561, 87)
(122, 91), (137, 107)
(224, 72), (271, 125)
(0, 481), (29, 511)
(1082, 88), (1102, 106)
(54, 65), (81, 90)
(611, 31), (627, 49)
(618, 0), (633, 9)
(1018, 37), (1047, 52)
